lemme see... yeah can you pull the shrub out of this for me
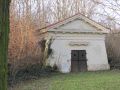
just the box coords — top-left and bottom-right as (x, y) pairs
(52, 64), (58, 72)
(8, 64), (57, 86)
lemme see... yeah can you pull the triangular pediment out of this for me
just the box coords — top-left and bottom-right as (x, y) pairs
(45, 14), (109, 34)
(56, 19), (98, 32)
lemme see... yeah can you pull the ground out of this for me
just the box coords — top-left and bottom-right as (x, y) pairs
(9, 70), (120, 90)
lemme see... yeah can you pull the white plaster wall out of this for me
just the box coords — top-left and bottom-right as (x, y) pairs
(47, 33), (110, 73)
(58, 19), (97, 32)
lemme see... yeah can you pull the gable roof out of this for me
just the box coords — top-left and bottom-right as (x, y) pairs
(38, 13), (110, 34)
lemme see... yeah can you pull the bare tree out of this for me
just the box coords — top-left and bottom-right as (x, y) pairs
(8, 0), (120, 78)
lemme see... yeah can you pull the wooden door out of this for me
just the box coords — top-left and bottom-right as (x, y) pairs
(71, 50), (87, 72)
(71, 50), (79, 72)
(78, 50), (87, 72)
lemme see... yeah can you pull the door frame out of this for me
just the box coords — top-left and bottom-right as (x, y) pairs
(71, 50), (88, 72)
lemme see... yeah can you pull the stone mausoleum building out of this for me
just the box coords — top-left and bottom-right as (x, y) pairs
(39, 14), (110, 73)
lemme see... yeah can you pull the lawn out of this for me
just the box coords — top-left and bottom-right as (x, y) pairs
(9, 70), (120, 90)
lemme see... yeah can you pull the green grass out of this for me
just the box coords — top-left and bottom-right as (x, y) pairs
(9, 70), (120, 90)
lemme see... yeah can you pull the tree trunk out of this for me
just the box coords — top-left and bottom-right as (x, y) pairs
(0, 0), (11, 90)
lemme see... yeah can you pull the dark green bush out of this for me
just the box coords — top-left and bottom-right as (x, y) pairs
(8, 64), (56, 86)
(53, 64), (58, 71)
(108, 57), (120, 70)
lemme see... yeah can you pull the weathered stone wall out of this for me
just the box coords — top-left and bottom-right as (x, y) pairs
(47, 33), (110, 73)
